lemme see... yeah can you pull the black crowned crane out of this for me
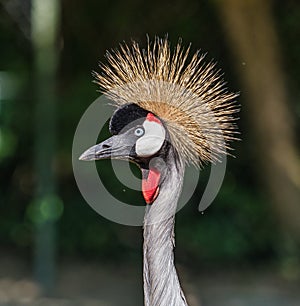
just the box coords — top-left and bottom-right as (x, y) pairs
(80, 37), (238, 306)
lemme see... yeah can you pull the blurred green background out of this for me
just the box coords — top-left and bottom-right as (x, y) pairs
(0, 0), (299, 305)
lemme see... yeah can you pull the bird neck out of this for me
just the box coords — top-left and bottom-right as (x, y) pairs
(142, 148), (188, 306)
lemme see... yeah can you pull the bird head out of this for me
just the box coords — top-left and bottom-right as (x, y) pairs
(79, 37), (239, 204)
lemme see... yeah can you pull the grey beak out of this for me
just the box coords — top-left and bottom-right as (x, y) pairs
(79, 135), (133, 161)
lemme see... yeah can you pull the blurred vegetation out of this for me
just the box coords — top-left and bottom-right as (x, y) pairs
(0, 0), (299, 280)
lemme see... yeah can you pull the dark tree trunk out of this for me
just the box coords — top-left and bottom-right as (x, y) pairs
(217, 0), (300, 239)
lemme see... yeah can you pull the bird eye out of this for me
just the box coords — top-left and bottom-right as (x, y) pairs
(134, 127), (145, 137)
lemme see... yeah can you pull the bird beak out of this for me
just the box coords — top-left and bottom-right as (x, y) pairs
(79, 135), (133, 161)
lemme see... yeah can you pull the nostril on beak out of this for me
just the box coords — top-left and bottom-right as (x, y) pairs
(102, 144), (111, 149)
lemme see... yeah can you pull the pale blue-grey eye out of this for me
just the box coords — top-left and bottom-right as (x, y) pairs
(134, 127), (145, 137)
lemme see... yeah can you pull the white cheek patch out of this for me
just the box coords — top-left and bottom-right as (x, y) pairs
(136, 119), (166, 157)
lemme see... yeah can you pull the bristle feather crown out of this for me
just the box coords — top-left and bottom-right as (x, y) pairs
(95, 37), (239, 167)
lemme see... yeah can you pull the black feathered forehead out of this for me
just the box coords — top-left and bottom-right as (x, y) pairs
(109, 104), (149, 135)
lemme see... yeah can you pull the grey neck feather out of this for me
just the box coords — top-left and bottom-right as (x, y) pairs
(143, 148), (188, 306)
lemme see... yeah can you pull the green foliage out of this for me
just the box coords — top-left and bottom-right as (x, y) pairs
(26, 194), (64, 224)
(177, 183), (277, 264)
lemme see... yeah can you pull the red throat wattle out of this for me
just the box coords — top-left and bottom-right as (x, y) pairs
(142, 168), (161, 204)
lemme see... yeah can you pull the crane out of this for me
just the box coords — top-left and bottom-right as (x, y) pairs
(79, 37), (239, 306)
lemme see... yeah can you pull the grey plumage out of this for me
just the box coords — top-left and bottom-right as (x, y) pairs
(143, 146), (187, 306)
